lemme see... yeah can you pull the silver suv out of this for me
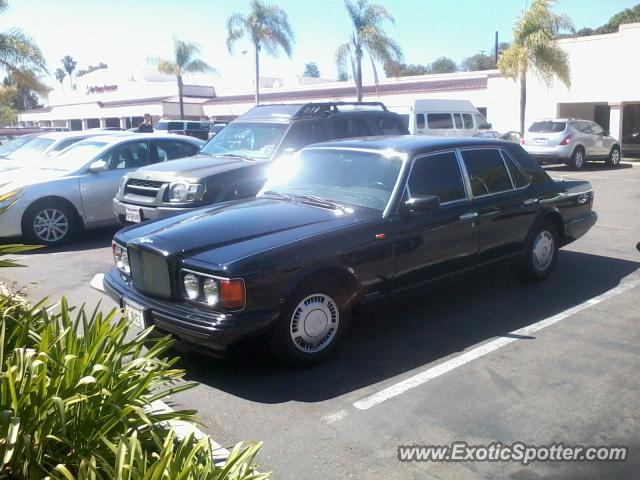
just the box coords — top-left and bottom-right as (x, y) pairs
(523, 119), (621, 170)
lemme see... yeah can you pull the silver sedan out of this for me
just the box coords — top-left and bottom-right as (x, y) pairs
(0, 133), (204, 245)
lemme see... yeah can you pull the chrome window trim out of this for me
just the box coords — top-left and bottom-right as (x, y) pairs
(404, 149), (470, 207)
(180, 268), (246, 311)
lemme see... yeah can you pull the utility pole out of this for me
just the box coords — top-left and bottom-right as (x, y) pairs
(494, 31), (499, 64)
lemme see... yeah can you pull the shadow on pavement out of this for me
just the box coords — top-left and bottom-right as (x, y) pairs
(176, 250), (640, 404)
(1, 226), (120, 254)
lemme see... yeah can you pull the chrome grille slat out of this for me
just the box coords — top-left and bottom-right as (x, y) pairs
(124, 179), (166, 198)
(129, 248), (172, 298)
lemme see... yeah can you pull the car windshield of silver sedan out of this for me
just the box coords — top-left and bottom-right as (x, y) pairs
(38, 141), (109, 171)
(259, 148), (404, 212)
(200, 122), (287, 160)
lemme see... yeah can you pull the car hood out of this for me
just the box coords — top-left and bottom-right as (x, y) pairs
(128, 154), (258, 182)
(118, 197), (378, 266)
(0, 166), (69, 190)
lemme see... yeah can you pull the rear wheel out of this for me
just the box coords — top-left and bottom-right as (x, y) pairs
(568, 147), (585, 170)
(512, 220), (559, 283)
(269, 277), (351, 367)
(22, 200), (78, 246)
(606, 146), (621, 167)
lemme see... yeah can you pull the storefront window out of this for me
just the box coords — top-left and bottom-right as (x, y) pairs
(622, 104), (640, 145)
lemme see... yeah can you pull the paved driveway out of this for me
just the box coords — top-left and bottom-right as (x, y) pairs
(3, 162), (639, 479)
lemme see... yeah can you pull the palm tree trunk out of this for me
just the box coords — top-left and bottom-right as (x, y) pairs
(178, 75), (184, 120)
(254, 44), (260, 106)
(355, 49), (363, 102)
(519, 71), (527, 134)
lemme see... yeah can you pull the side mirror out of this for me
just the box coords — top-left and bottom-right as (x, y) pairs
(88, 159), (107, 173)
(404, 195), (440, 212)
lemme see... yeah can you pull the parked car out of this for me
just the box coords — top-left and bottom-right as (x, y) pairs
(113, 101), (408, 225)
(523, 119), (621, 170)
(154, 120), (211, 141)
(408, 99), (492, 137)
(0, 133), (40, 158)
(0, 134), (204, 245)
(104, 136), (597, 366)
(208, 122), (228, 140)
(473, 130), (523, 143)
(0, 130), (125, 173)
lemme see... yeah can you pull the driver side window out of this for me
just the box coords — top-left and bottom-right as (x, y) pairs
(408, 152), (466, 204)
(106, 141), (151, 170)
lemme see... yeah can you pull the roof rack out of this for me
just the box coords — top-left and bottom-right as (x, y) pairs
(293, 101), (388, 118)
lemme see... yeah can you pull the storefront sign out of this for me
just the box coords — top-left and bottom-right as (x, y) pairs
(86, 84), (118, 94)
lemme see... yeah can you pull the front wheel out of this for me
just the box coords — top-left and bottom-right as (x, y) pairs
(606, 146), (621, 167)
(22, 200), (78, 246)
(269, 277), (351, 367)
(512, 220), (559, 283)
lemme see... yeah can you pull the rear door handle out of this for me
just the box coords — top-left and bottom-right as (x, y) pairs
(459, 212), (479, 221)
(523, 198), (539, 206)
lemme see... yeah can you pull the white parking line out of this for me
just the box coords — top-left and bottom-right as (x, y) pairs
(351, 275), (640, 412)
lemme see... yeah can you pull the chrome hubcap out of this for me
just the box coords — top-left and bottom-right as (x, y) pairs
(574, 151), (584, 168)
(290, 293), (339, 353)
(33, 208), (69, 242)
(532, 231), (554, 271)
(611, 149), (620, 164)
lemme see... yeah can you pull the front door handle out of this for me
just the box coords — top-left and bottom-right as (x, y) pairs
(523, 198), (539, 206)
(459, 212), (479, 221)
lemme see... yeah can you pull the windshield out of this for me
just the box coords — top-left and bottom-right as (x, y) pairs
(0, 134), (37, 157)
(6, 137), (54, 160)
(260, 148), (404, 212)
(40, 140), (109, 171)
(529, 121), (567, 133)
(201, 122), (288, 160)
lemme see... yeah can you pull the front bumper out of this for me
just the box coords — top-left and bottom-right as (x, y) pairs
(113, 197), (196, 223)
(524, 144), (573, 163)
(103, 269), (277, 355)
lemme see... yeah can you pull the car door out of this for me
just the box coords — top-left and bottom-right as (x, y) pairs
(391, 150), (478, 290)
(459, 147), (536, 263)
(79, 139), (152, 225)
(589, 122), (608, 156)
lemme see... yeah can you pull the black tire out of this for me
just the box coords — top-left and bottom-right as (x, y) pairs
(605, 146), (621, 167)
(269, 276), (352, 367)
(568, 147), (586, 170)
(22, 199), (78, 246)
(512, 220), (559, 283)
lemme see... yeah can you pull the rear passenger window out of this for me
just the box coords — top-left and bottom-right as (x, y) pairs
(502, 151), (529, 188)
(461, 149), (513, 196)
(408, 151), (466, 203)
(375, 116), (406, 135)
(281, 121), (327, 150)
(333, 118), (371, 139)
(462, 114), (473, 129)
(155, 140), (199, 161)
(454, 114), (463, 129)
(427, 113), (453, 129)
(416, 114), (425, 129)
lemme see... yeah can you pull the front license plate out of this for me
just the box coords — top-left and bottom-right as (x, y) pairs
(124, 299), (145, 329)
(534, 138), (547, 144)
(125, 206), (141, 223)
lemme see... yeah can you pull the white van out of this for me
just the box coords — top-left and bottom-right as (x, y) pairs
(408, 99), (491, 137)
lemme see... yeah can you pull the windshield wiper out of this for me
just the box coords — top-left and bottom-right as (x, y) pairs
(261, 190), (291, 201)
(215, 153), (257, 162)
(291, 194), (345, 211)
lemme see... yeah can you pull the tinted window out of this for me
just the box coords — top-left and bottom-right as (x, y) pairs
(333, 118), (371, 139)
(462, 114), (473, 129)
(427, 113), (453, 129)
(280, 121), (327, 150)
(186, 122), (209, 131)
(52, 138), (81, 152)
(502, 151), (529, 188)
(416, 114), (425, 129)
(376, 116), (406, 135)
(461, 149), (513, 196)
(573, 122), (591, 133)
(591, 123), (604, 135)
(105, 141), (151, 170)
(529, 121), (566, 133)
(454, 114), (463, 129)
(408, 152), (466, 203)
(155, 140), (199, 161)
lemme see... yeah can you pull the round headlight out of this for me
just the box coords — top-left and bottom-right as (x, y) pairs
(169, 182), (188, 202)
(203, 278), (219, 305)
(183, 273), (200, 300)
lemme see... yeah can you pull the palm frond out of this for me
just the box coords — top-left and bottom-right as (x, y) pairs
(335, 42), (353, 72)
(184, 59), (216, 75)
(226, 12), (248, 53)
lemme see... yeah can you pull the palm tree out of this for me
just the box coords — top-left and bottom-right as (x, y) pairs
(0, 0), (47, 94)
(498, 0), (573, 134)
(226, 0), (295, 105)
(149, 38), (216, 120)
(61, 55), (76, 90)
(336, 0), (402, 102)
(54, 68), (66, 89)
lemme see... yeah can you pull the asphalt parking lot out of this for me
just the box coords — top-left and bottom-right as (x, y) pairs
(2, 161), (639, 479)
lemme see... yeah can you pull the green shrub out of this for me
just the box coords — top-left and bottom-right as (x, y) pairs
(0, 295), (269, 479)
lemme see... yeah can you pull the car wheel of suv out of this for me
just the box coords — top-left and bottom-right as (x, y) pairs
(568, 147), (585, 170)
(606, 146), (621, 167)
(23, 200), (78, 246)
(270, 276), (351, 367)
(512, 220), (559, 283)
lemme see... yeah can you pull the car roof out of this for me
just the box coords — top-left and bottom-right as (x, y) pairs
(36, 130), (123, 141)
(72, 132), (204, 146)
(304, 135), (516, 155)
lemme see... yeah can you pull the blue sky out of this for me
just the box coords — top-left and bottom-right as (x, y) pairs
(1, 0), (636, 89)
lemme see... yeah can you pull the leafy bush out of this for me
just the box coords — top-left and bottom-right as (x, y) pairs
(0, 294), (269, 479)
